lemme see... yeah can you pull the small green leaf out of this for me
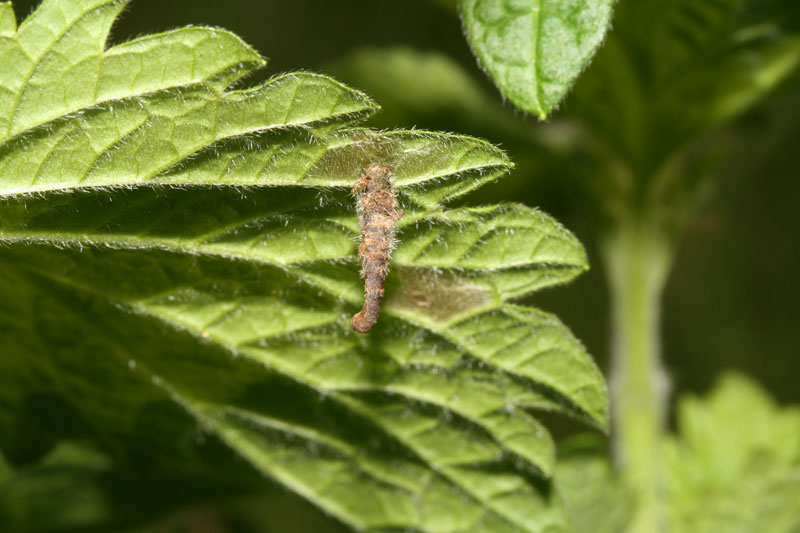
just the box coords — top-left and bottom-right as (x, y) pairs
(556, 376), (800, 533)
(0, 0), (607, 530)
(457, 0), (615, 118)
(666, 374), (800, 532)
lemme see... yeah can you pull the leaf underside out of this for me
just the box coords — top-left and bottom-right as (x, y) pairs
(456, 0), (615, 118)
(0, 1), (607, 531)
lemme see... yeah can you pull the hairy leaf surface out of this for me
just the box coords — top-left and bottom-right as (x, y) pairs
(0, 1), (607, 531)
(457, 0), (615, 118)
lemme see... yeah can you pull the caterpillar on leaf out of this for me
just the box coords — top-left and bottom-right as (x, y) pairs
(350, 165), (404, 333)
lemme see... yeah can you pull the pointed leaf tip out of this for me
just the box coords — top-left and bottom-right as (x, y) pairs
(0, 3), (15, 35)
(457, 0), (615, 118)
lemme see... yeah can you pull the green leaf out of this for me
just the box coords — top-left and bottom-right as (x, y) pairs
(555, 376), (800, 533)
(666, 374), (800, 533)
(0, 439), (348, 532)
(555, 436), (632, 533)
(0, 2), (14, 36)
(456, 0), (615, 118)
(0, 0), (607, 531)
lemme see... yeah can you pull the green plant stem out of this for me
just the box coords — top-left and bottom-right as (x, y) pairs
(603, 218), (672, 533)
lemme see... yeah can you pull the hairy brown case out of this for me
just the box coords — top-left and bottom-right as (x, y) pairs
(350, 165), (404, 332)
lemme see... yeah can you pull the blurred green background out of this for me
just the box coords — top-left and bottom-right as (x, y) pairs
(5, 0), (800, 529)
(10, 0), (798, 402)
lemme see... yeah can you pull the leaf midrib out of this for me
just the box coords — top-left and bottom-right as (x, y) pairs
(0, 138), (510, 200)
(0, 227), (586, 269)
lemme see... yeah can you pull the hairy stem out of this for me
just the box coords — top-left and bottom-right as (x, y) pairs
(602, 218), (672, 533)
